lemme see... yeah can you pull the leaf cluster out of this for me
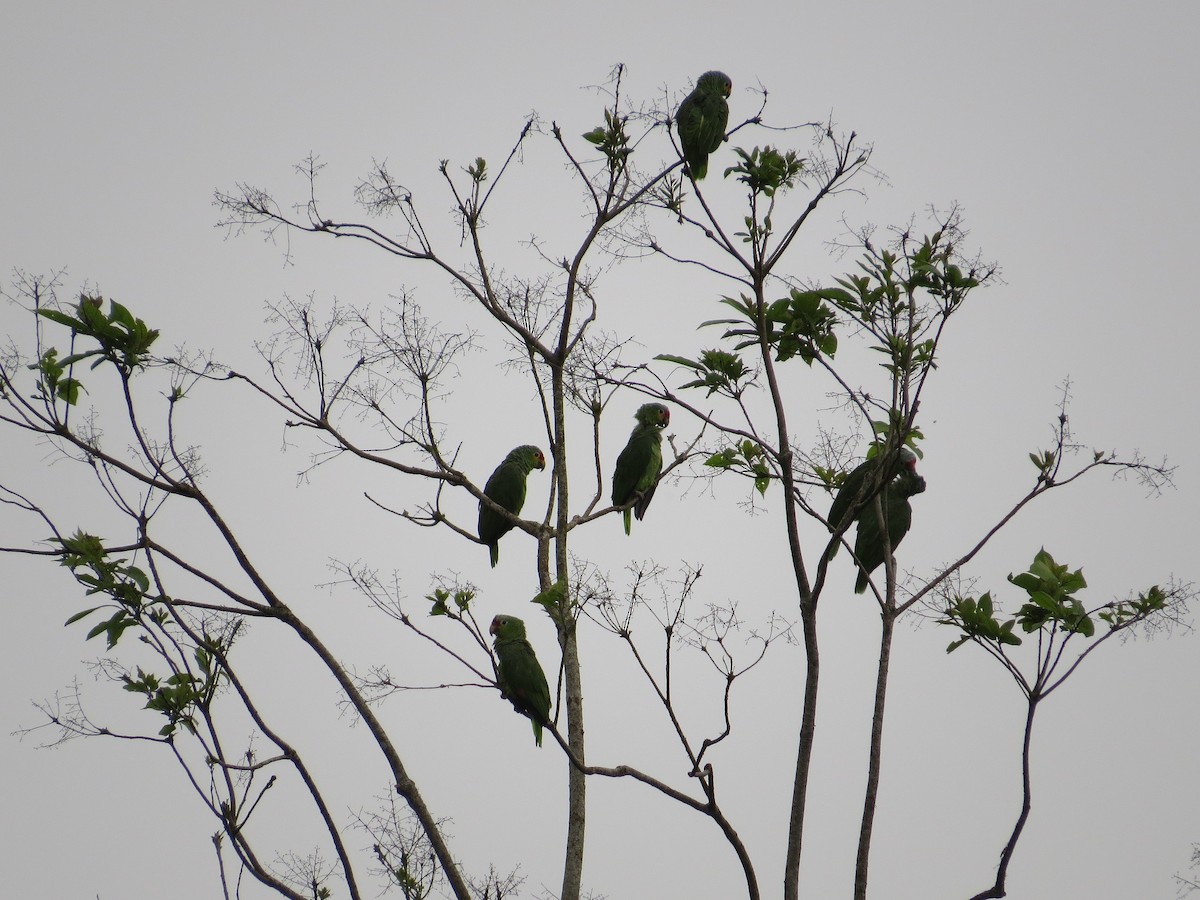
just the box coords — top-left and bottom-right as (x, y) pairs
(1008, 549), (1091, 635)
(582, 109), (632, 172)
(428, 586), (476, 617)
(723, 146), (804, 198)
(1098, 585), (1167, 627)
(655, 348), (753, 398)
(941, 592), (1022, 652)
(867, 415), (924, 456)
(530, 580), (570, 626)
(941, 549), (1097, 653)
(28, 346), (85, 406)
(836, 236), (978, 318)
(905, 235), (980, 304)
(37, 295), (160, 377)
(705, 289), (839, 366)
(56, 530), (223, 737)
(59, 530), (156, 649)
(705, 440), (771, 496)
(121, 662), (210, 738)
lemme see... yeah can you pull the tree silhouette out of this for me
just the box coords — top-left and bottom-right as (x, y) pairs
(1, 66), (1188, 900)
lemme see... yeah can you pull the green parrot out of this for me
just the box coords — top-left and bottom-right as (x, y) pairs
(676, 70), (732, 181)
(490, 614), (552, 747)
(611, 403), (670, 535)
(477, 445), (545, 568)
(853, 467), (926, 594)
(826, 447), (919, 559)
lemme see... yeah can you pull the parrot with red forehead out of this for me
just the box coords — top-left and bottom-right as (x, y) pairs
(611, 403), (670, 535)
(477, 445), (545, 567)
(490, 614), (552, 747)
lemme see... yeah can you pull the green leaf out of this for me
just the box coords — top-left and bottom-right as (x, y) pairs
(466, 157), (488, 182)
(705, 449), (736, 469)
(427, 588), (450, 617)
(1009, 571), (1040, 593)
(57, 350), (102, 368)
(55, 377), (84, 405)
(64, 606), (103, 626)
(108, 300), (136, 329)
(126, 566), (149, 593)
(533, 580), (570, 625)
(1029, 590), (1058, 612)
(946, 636), (969, 653)
(85, 619), (113, 642)
(1072, 614), (1095, 637)
(37, 308), (85, 330)
(654, 353), (704, 371)
(532, 581), (567, 612)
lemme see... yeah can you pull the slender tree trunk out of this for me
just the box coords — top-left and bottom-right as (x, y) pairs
(854, 609), (896, 900)
(783, 603), (819, 900)
(549, 365), (585, 900)
(968, 697), (1039, 900)
(756, 264), (819, 900)
(559, 618), (586, 900)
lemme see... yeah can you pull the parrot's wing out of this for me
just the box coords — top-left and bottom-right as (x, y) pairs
(827, 458), (875, 532)
(632, 437), (663, 520)
(677, 76), (731, 180)
(677, 91), (711, 178)
(853, 479), (919, 593)
(478, 461), (528, 544)
(496, 637), (552, 745)
(633, 481), (658, 521)
(696, 90), (730, 154)
(611, 434), (650, 507)
(613, 430), (662, 504)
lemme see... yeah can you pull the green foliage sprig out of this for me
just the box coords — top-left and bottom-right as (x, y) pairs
(37, 295), (159, 375)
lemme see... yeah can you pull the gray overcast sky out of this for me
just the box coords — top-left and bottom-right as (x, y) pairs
(2, 3), (1198, 899)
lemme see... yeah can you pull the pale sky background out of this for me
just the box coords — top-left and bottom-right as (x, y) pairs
(2, 3), (1198, 899)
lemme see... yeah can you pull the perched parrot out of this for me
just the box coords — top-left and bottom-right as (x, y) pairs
(477, 445), (545, 568)
(611, 403), (670, 535)
(490, 614), (552, 747)
(853, 468), (927, 594)
(826, 447), (919, 559)
(676, 70), (732, 181)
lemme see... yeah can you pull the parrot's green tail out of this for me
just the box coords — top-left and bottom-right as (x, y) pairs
(532, 719), (543, 747)
(622, 508), (632, 536)
(855, 571), (869, 594)
(489, 543), (499, 568)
